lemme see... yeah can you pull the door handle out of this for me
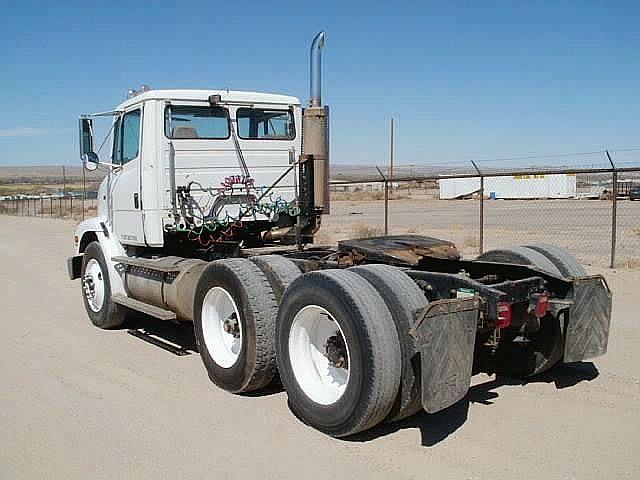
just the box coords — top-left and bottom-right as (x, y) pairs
(133, 193), (139, 209)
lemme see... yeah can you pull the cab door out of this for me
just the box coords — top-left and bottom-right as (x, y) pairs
(110, 107), (146, 245)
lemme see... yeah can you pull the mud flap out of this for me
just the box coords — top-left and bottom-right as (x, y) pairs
(410, 297), (479, 414)
(564, 275), (612, 363)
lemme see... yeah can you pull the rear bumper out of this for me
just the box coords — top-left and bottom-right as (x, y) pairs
(408, 275), (612, 414)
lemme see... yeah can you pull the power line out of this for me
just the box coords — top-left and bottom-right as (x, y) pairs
(393, 146), (640, 169)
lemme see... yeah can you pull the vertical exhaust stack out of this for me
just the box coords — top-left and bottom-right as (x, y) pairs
(303, 31), (330, 214)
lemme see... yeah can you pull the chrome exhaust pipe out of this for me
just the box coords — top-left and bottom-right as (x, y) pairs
(310, 31), (325, 108)
(303, 31), (330, 214)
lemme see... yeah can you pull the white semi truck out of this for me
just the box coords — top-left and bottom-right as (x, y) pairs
(68, 32), (611, 437)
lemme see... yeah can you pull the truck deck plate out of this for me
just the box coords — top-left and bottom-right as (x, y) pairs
(112, 256), (182, 273)
(338, 235), (460, 266)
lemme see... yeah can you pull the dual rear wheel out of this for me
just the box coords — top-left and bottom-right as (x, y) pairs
(193, 257), (424, 437)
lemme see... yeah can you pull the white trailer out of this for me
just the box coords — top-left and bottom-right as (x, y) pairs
(439, 173), (577, 199)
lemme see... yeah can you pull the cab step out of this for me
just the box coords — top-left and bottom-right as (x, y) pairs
(111, 294), (176, 321)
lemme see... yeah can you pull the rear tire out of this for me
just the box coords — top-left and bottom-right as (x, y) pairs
(81, 241), (126, 329)
(193, 258), (278, 393)
(475, 246), (565, 377)
(523, 243), (586, 278)
(250, 255), (302, 302)
(350, 264), (427, 422)
(276, 269), (401, 437)
(476, 246), (562, 276)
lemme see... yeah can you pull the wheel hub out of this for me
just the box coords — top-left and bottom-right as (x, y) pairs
(201, 286), (243, 368)
(83, 258), (105, 313)
(223, 313), (240, 338)
(289, 305), (351, 405)
(325, 332), (348, 369)
(83, 275), (95, 300)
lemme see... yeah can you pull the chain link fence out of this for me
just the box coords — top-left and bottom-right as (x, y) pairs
(1, 152), (639, 268)
(327, 150), (640, 269)
(0, 165), (103, 220)
(0, 194), (98, 220)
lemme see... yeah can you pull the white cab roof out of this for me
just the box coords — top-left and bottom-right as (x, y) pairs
(116, 89), (301, 110)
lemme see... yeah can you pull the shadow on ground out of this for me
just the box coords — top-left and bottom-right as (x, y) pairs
(123, 314), (199, 354)
(122, 314), (287, 396)
(347, 362), (599, 447)
(116, 315), (600, 445)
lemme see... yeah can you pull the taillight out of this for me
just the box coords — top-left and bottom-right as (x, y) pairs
(496, 302), (512, 329)
(535, 294), (549, 318)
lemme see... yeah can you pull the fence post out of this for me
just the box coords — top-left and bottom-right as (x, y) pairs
(606, 151), (617, 268)
(471, 160), (484, 254)
(376, 166), (389, 235)
(50, 198), (53, 216)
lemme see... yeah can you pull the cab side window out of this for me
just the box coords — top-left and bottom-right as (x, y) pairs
(113, 109), (141, 164)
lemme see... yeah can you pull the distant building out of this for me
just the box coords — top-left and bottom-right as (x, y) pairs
(438, 174), (577, 199)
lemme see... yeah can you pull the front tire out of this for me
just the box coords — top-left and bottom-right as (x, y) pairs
(276, 269), (401, 437)
(80, 241), (126, 329)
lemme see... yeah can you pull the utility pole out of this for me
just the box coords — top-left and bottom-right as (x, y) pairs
(375, 166), (389, 235)
(62, 165), (67, 196)
(606, 150), (617, 268)
(389, 118), (394, 193)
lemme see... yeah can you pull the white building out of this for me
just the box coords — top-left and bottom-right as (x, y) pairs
(438, 173), (577, 200)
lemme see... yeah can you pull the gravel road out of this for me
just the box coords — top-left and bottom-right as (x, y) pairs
(1, 215), (638, 479)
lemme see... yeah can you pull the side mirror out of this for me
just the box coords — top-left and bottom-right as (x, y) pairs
(79, 118), (98, 170)
(84, 152), (99, 171)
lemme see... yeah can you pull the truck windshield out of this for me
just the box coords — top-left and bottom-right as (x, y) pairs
(165, 106), (230, 139)
(237, 108), (295, 140)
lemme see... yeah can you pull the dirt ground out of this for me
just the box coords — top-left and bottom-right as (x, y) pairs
(1, 214), (639, 479)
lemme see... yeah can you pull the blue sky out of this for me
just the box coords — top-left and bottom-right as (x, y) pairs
(1, 1), (638, 168)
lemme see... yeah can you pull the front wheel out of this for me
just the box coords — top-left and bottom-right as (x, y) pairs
(80, 241), (126, 329)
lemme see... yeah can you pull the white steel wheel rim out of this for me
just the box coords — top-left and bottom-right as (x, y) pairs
(289, 305), (351, 406)
(83, 258), (105, 313)
(202, 287), (243, 368)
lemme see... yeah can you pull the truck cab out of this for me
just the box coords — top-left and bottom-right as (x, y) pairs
(83, 89), (304, 251)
